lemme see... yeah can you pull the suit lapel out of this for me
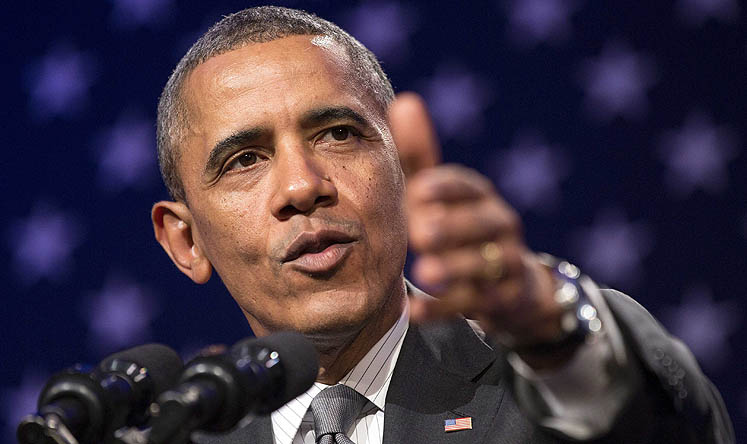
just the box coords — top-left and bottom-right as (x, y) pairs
(383, 318), (505, 444)
(195, 414), (273, 444)
(239, 416), (274, 444)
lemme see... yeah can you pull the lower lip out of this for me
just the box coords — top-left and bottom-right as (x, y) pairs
(287, 242), (354, 274)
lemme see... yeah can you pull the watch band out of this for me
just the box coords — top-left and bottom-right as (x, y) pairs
(512, 254), (602, 356)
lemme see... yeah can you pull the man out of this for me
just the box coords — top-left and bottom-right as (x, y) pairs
(150, 6), (733, 444)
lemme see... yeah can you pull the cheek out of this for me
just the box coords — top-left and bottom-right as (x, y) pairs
(191, 194), (268, 268)
(340, 149), (407, 249)
(368, 149), (406, 219)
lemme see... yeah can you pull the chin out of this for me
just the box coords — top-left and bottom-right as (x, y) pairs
(290, 290), (379, 341)
(242, 269), (405, 345)
(304, 294), (373, 329)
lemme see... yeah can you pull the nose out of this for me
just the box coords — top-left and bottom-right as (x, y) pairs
(269, 143), (338, 220)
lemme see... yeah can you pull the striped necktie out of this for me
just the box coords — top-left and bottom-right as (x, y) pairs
(310, 385), (367, 444)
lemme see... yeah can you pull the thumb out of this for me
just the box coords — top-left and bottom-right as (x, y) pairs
(388, 92), (441, 179)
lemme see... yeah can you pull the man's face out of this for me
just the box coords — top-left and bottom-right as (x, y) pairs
(177, 35), (407, 337)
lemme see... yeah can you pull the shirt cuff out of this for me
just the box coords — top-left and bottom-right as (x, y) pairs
(507, 276), (642, 440)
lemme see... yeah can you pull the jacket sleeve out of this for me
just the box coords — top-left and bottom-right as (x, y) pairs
(507, 286), (734, 443)
(598, 289), (734, 444)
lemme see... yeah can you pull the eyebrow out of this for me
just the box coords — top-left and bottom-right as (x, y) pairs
(204, 126), (267, 175)
(299, 106), (370, 129)
(203, 106), (372, 176)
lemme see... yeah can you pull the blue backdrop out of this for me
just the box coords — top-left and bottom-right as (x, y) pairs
(2, 0), (745, 442)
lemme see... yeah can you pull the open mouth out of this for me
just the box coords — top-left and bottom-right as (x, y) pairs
(281, 230), (356, 274)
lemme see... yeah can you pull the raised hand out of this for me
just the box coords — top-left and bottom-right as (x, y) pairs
(389, 92), (567, 359)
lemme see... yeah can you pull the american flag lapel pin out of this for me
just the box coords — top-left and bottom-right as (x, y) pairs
(444, 417), (472, 432)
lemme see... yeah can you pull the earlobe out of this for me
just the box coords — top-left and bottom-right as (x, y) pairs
(151, 201), (213, 284)
(188, 243), (213, 284)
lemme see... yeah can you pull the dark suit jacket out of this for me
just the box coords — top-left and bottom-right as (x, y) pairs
(197, 289), (734, 444)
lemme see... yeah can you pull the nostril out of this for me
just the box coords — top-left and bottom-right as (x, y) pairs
(276, 197), (332, 219)
(277, 204), (300, 220)
(314, 195), (333, 207)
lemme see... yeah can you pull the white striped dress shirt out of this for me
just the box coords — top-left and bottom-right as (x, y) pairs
(270, 302), (410, 444)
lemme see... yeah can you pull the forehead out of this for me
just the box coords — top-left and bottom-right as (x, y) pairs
(181, 35), (367, 131)
(193, 35), (347, 86)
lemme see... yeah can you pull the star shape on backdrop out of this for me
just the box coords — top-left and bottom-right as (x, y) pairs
(577, 41), (657, 122)
(26, 44), (96, 120)
(8, 204), (83, 286)
(93, 111), (157, 192)
(676, 0), (740, 26)
(420, 64), (494, 141)
(1, 371), (48, 442)
(502, 0), (578, 48)
(660, 284), (740, 371)
(83, 274), (157, 354)
(110, 0), (175, 28)
(657, 112), (740, 198)
(342, 1), (419, 63)
(490, 130), (570, 213)
(570, 208), (652, 289)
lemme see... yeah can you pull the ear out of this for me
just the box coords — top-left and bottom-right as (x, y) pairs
(388, 92), (442, 179)
(151, 200), (213, 284)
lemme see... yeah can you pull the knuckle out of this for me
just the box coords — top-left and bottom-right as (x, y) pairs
(413, 256), (445, 285)
(406, 182), (431, 205)
(408, 230), (428, 250)
(409, 226), (439, 250)
(503, 207), (521, 232)
(504, 244), (525, 271)
(481, 199), (520, 233)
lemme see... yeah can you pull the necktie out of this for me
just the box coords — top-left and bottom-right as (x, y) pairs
(310, 384), (367, 444)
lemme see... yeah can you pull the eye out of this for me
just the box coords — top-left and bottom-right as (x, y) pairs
(330, 127), (350, 141)
(320, 126), (357, 143)
(225, 152), (259, 172)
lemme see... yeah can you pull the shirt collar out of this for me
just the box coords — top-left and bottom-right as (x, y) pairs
(338, 296), (409, 411)
(271, 297), (409, 438)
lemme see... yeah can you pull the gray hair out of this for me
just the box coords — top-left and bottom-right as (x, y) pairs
(156, 6), (395, 202)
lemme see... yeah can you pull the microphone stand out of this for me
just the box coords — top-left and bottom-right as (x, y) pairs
(17, 413), (79, 444)
(19, 413), (157, 444)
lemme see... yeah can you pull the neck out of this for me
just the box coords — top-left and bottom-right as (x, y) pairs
(314, 280), (407, 384)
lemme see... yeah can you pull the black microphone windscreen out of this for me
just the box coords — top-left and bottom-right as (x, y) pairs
(100, 344), (183, 394)
(253, 332), (318, 409)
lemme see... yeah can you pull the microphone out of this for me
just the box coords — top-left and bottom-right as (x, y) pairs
(148, 331), (318, 444)
(17, 344), (183, 444)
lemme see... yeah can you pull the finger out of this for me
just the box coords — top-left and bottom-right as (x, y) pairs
(411, 242), (524, 288)
(409, 282), (476, 323)
(388, 92), (442, 179)
(407, 164), (495, 204)
(410, 278), (524, 324)
(409, 200), (521, 252)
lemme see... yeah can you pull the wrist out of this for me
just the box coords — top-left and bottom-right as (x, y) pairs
(509, 254), (603, 369)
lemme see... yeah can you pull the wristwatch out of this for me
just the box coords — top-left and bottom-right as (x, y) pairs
(511, 254), (603, 356)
